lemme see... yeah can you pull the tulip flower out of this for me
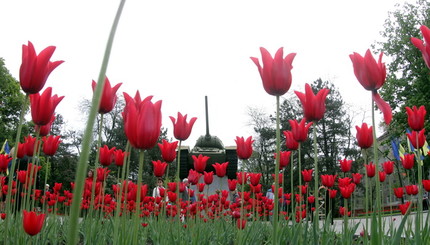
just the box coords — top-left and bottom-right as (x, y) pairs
(307, 195), (315, 204)
(228, 179), (238, 191)
(355, 123), (373, 149)
(401, 154), (415, 170)
(22, 210), (46, 236)
(197, 183), (205, 192)
(0, 154), (12, 173)
(378, 171), (386, 182)
(204, 171), (214, 185)
(339, 206), (351, 217)
(235, 136), (254, 160)
(422, 180), (430, 192)
(250, 184), (262, 193)
(96, 167), (110, 182)
(283, 130), (299, 150)
(328, 189), (337, 199)
(237, 218), (247, 229)
(250, 47), (296, 96)
(406, 129), (426, 149)
(349, 49), (392, 124)
(301, 169), (313, 183)
(352, 173), (363, 185)
(320, 174), (336, 188)
(91, 77), (122, 114)
(236, 172), (247, 185)
(382, 161), (394, 175)
(339, 183), (355, 199)
(294, 83), (330, 122)
(170, 112), (197, 141)
(19, 41), (64, 94)
(339, 159), (353, 173)
(114, 149), (128, 167)
(42, 135), (61, 156)
(289, 118), (313, 142)
(248, 173), (262, 186)
(167, 182), (177, 192)
(399, 201), (411, 215)
(30, 87), (64, 126)
(187, 169), (200, 185)
(411, 25), (430, 69)
(167, 191), (177, 203)
(123, 93), (162, 150)
(405, 105), (426, 131)
(338, 177), (352, 188)
(365, 163), (376, 178)
(24, 135), (40, 157)
(35, 115), (55, 136)
(405, 185), (419, 195)
(212, 162), (229, 177)
(274, 151), (291, 170)
(158, 139), (178, 163)
(299, 185), (308, 195)
(192, 154), (210, 173)
(152, 160), (168, 177)
(272, 173), (284, 185)
(393, 187), (404, 198)
(99, 145), (116, 166)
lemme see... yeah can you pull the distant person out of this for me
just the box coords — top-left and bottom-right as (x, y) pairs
(152, 178), (164, 198)
(266, 188), (274, 200)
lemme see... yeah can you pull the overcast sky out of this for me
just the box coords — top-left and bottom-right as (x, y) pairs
(0, 0), (414, 148)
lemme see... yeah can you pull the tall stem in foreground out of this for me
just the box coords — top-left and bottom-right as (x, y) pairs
(272, 95), (281, 244)
(67, 1), (126, 243)
(371, 93), (382, 244)
(312, 122), (319, 235)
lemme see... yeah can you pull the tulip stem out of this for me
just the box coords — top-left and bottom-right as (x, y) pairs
(371, 92), (382, 244)
(272, 95), (281, 244)
(67, 1), (126, 243)
(312, 122), (319, 238)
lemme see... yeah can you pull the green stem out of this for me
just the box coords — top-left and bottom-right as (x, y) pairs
(312, 122), (319, 236)
(42, 157), (51, 212)
(371, 92), (382, 244)
(67, 1), (126, 243)
(272, 95), (281, 244)
(415, 134), (423, 243)
(132, 150), (145, 245)
(290, 151), (295, 221)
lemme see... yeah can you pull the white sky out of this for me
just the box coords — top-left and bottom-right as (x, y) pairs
(0, 0), (414, 148)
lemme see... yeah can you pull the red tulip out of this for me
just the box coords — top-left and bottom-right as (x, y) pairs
(24, 135), (40, 157)
(294, 83), (330, 122)
(393, 187), (404, 198)
(283, 130), (299, 150)
(328, 189), (337, 199)
(299, 185), (308, 195)
(320, 174), (336, 188)
(236, 172), (247, 185)
(17, 170), (28, 185)
(289, 118), (313, 142)
(197, 183), (205, 192)
(114, 149), (128, 167)
(167, 191), (177, 203)
(248, 173), (262, 186)
(301, 169), (313, 182)
(411, 25), (430, 69)
(0, 154), (12, 173)
(91, 77), (122, 114)
(99, 145), (116, 166)
(365, 163), (376, 178)
(237, 218), (247, 229)
(152, 160), (168, 178)
(272, 173), (284, 185)
(405, 185), (419, 195)
(192, 154), (210, 173)
(399, 201), (411, 215)
(22, 210), (45, 236)
(352, 173), (363, 185)
(170, 112), (197, 141)
(382, 161), (394, 175)
(96, 167), (110, 182)
(339, 206), (351, 217)
(187, 169), (200, 185)
(167, 182), (177, 192)
(349, 49), (392, 124)
(1, 213), (6, 220)
(228, 179), (237, 191)
(406, 129), (426, 149)
(19, 41), (63, 94)
(204, 171), (214, 185)
(123, 93), (162, 150)
(30, 87), (64, 126)
(422, 180), (430, 192)
(158, 139), (178, 163)
(35, 115), (55, 136)
(42, 135), (61, 156)
(235, 136), (254, 160)
(307, 195), (315, 204)
(378, 171), (386, 182)
(355, 123), (373, 149)
(339, 159), (353, 172)
(401, 154), (415, 170)
(250, 47), (296, 96)
(274, 151), (291, 169)
(212, 162), (229, 177)
(339, 183), (355, 199)
(405, 106), (426, 131)
(250, 184), (262, 193)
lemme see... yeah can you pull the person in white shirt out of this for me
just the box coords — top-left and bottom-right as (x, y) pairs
(152, 178), (164, 198)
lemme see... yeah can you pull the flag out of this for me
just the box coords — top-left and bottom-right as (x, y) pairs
(0, 140), (10, 154)
(391, 138), (404, 161)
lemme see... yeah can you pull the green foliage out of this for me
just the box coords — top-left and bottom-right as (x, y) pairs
(376, 0), (430, 136)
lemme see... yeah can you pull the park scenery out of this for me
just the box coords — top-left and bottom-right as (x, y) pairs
(2, 1), (430, 244)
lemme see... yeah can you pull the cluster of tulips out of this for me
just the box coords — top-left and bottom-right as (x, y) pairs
(2, 4), (430, 241)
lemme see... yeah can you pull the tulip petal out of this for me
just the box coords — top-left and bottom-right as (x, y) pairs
(372, 92), (392, 125)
